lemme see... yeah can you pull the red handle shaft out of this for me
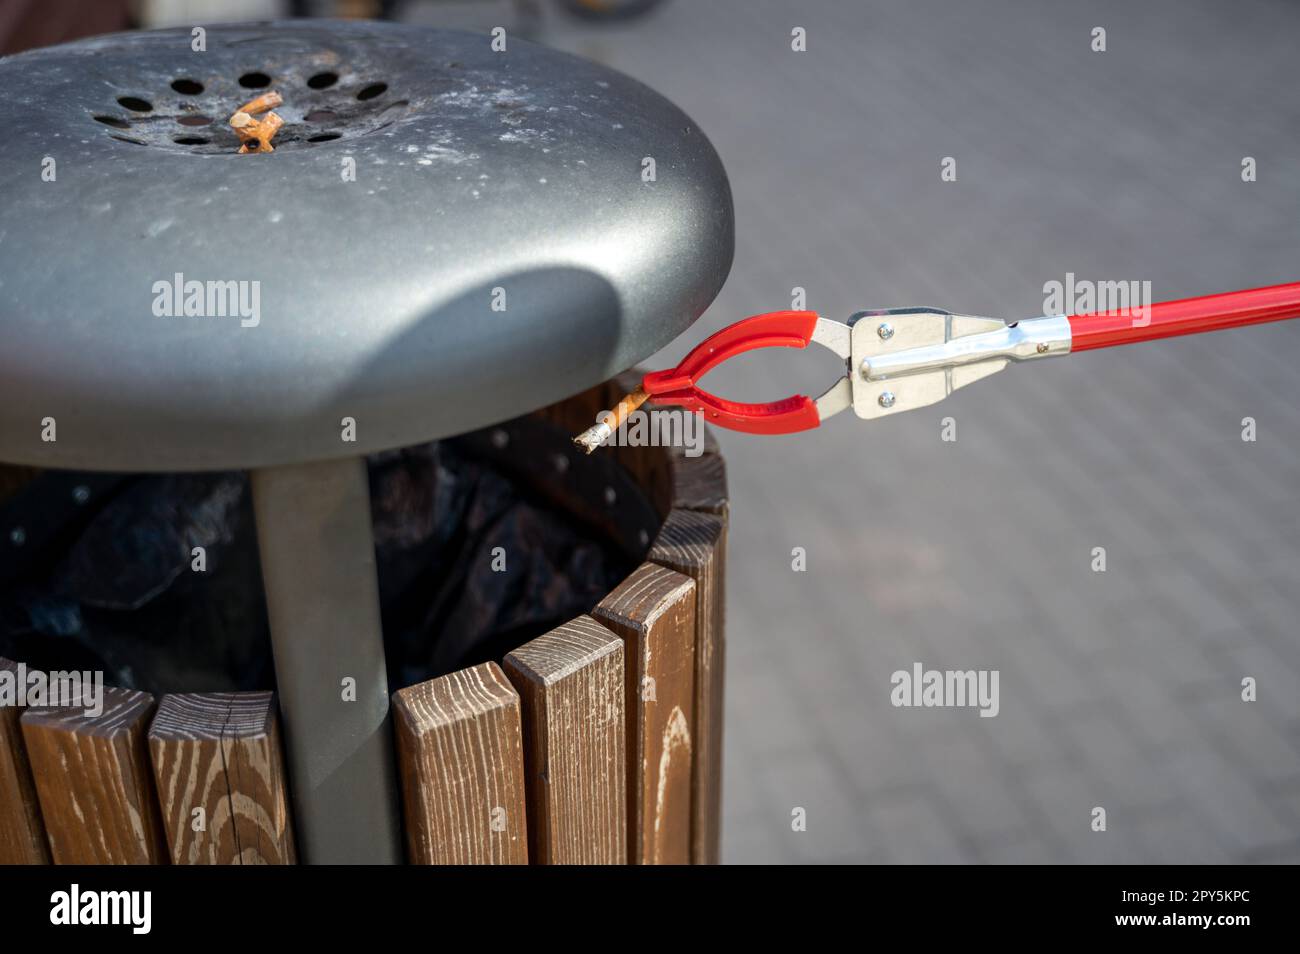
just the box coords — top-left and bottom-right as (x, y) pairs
(1068, 282), (1300, 352)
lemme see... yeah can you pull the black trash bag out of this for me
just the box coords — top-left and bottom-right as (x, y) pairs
(1, 472), (272, 694)
(0, 436), (636, 697)
(368, 441), (628, 687)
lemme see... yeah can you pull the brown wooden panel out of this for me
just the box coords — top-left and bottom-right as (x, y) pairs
(0, 657), (50, 863)
(393, 662), (528, 864)
(147, 692), (295, 865)
(669, 446), (729, 516)
(593, 562), (696, 864)
(503, 616), (626, 865)
(648, 508), (727, 865)
(21, 687), (166, 864)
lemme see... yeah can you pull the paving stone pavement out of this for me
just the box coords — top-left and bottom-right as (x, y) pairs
(414, 0), (1300, 862)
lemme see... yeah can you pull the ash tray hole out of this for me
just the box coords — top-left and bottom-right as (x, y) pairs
(308, 133), (341, 143)
(307, 72), (339, 90)
(304, 109), (338, 123)
(173, 136), (209, 145)
(177, 115), (212, 127)
(93, 115), (130, 129)
(171, 79), (204, 95)
(357, 82), (388, 101)
(117, 96), (152, 112)
(239, 71), (272, 89)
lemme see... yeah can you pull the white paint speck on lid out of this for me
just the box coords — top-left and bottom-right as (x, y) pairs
(267, 210), (283, 223)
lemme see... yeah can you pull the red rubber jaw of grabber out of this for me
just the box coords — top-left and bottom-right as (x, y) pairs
(640, 310), (823, 434)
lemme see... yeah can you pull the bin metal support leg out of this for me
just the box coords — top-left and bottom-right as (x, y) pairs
(251, 456), (403, 864)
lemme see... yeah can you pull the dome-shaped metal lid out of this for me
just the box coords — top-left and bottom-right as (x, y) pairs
(0, 20), (733, 471)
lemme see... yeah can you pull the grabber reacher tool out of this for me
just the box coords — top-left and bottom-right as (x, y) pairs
(573, 282), (1300, 449)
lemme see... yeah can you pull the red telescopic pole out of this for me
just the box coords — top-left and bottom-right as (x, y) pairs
(1067, 282), (1300, 352)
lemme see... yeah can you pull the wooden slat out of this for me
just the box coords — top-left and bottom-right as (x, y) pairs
(0, 657), (50, 863)
(593, 562), (696, 864)
(393, 662), (528, 864)
(147, 691), (296, 865)
(21, 687), (167, 864)
(668, 446), (729, 516)
(648, 508), (727, 865)
(503, 616), (626, 865)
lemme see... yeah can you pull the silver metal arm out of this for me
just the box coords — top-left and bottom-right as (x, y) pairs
(845, 309), (1073, 419)
(860, 314), (1072, 381)
(791, 310), (1075, 427)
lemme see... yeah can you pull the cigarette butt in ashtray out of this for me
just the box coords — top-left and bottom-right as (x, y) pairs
(573, 385), (649, 454)
(236, 112), (284, 153)
(230, 91), (285, 153)
(238, 91), (283, 114)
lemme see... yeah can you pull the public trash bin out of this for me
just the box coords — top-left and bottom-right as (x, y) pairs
(0, 20), (733, 865)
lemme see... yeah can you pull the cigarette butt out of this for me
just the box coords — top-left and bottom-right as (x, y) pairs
(258, 112), (284, 146)
(233, 111), (284, 153)
(231, 91), (284, 153)
(610, 386), (650, 427)
(239, 91), (283, 115)
(572, 385), (649, 454)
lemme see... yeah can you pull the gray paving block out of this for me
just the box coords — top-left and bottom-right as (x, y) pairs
(1158, 744), (1295, 855)
(866, 791), (976, 864)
